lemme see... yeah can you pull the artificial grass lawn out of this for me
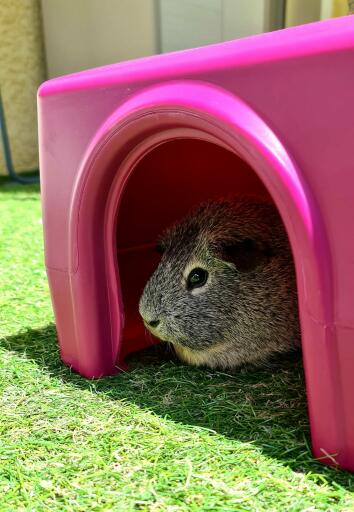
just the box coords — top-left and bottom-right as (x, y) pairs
(0, 179), (354, 512)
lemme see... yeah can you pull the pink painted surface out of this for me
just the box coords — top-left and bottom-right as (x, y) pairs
(38, 16), (354, 471)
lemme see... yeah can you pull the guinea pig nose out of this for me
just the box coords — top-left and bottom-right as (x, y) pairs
(148, 319), (160, 328)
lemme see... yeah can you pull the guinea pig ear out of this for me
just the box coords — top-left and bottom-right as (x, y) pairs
(220, 238), (273, 272)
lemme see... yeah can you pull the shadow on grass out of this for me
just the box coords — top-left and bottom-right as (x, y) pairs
(1, 323), (354, 488)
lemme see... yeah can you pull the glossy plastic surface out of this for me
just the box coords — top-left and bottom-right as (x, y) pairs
(38, 16), (354, 471)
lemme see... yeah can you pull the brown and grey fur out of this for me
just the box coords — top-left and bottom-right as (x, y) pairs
(139, 198), (300, 370)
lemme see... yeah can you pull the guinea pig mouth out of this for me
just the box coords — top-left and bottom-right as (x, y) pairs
(143, 320), (160, 334)
(143, 320), (168, 341)
(144, 326), (182, 346)
(142, 317), (192, 348)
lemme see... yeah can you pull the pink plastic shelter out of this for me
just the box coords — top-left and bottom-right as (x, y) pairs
(38, 16), (354, 471)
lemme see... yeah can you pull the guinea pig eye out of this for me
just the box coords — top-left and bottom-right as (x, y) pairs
(186, 268), (208, 290)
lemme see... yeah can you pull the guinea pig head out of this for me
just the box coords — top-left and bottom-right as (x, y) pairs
(138, 200), (288, 365)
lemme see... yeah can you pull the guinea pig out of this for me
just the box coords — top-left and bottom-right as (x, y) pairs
(138, 198), (300, 370)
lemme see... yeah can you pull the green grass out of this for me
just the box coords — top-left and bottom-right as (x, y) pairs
(0, 179), (354, 511)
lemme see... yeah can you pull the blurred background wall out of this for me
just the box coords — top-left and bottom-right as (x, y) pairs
(0, 0), (350, 176)
(0, 0), (46, 175)
(41, 0), (157, 77)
